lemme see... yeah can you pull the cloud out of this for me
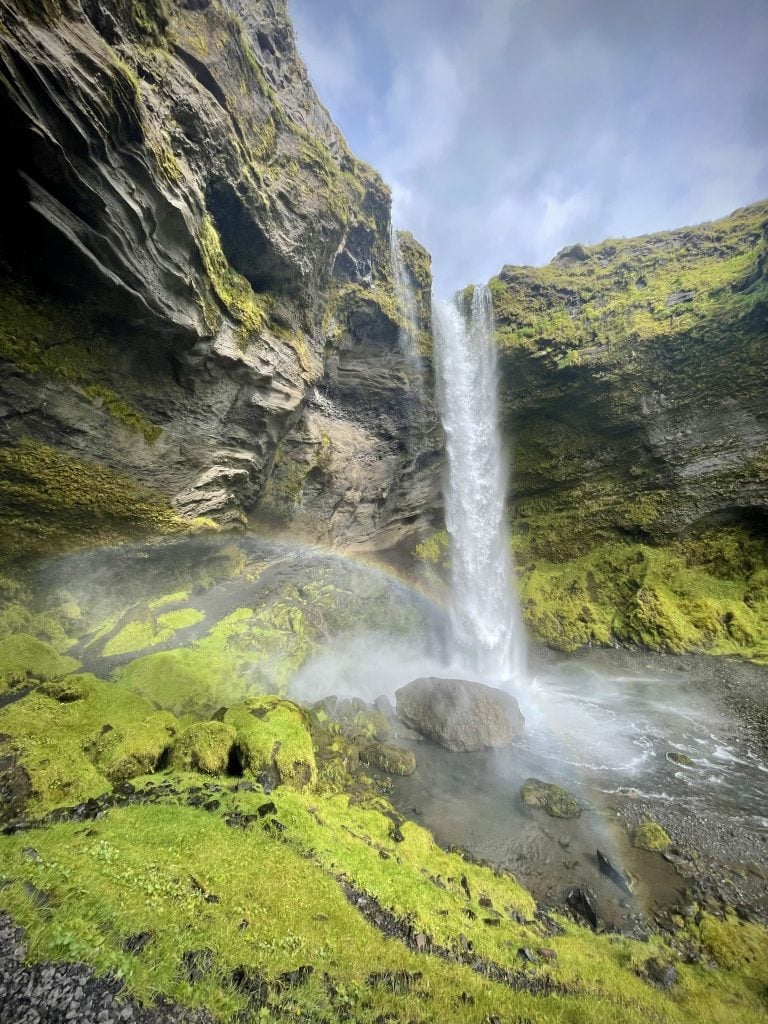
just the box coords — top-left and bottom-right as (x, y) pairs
(289, 0), (768, 294)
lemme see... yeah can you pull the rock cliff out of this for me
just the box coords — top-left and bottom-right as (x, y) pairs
(490, 201), (768, 657)
(0, 0), (441, 566)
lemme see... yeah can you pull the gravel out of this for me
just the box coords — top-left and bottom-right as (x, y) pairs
(0, 913), (215, 1024)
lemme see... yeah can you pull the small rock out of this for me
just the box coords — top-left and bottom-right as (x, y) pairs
(566, 887), (599, 929)
(520, 778), (581, 818)
(644, 957), (679, 988)
(666, 751), (694, 767)
(596, 849), (633, 896)
(518, 947), (539, 963)
(537, 947), (558, 961)
(632, 820), (671, 852)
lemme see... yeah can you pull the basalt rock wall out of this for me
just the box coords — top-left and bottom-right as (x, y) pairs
(0, 0), (442, 565)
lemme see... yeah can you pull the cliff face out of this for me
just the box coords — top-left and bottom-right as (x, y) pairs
(489, 201), (768, 657)
(0, 0), (442, 565)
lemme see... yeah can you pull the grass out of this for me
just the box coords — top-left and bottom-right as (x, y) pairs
(0, 786), (765, 1023)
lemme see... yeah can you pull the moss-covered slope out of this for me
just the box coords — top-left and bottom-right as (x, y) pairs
(1, 624), (767, 1024)
(488, 201), (768, 656)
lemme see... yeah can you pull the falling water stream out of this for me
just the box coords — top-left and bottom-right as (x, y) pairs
(432, 286), (525, 684)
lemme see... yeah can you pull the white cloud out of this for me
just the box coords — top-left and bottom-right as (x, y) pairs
(289, 0), (768, 293)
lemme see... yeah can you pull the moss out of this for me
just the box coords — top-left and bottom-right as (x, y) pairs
(359, 742), (416, 776)
(520, 778), (581, 818)
(697, 913), (768, 971)
(518, 528), (768, 660)
(0, 674), (159, 814)
(0, 784), (766, 1022)
(9, 0), (61, 25)
(170, 721), (237, 775)
(0, 284), (161, 443)
(224, 696), (317, 792)
(102, 607), (205, 657)
(491, 200), (768, 357)
(413, 530), (450, 568)
(93, 711), (179, 784)
(113, 646), (252, 721)
(257, 439), (332, 525)
(632, 821), (672, 852)
(198, 216), (271, 344)
(0, 635), (80, 693)
(0, 439), (190, 567)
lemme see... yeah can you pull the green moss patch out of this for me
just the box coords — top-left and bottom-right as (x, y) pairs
(0, 283), (160, 442)
(520, 778), (582, 818)
(632, 821), (672, 852)
(170, 721), (237, 775)
(92, 711), (178, 784)
(225, 697), (317, 791)
(0, 634), (80, 693)
(112, 647), (249, 720)
(102, 608), (205, 657)
(0, 439), (190, 567)
(0, 788), (766, 1023)
(518, 529), (768, 659)
(0, 674), (161, 815)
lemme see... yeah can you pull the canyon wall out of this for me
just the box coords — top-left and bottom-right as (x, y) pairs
(489, 201), (768, 656)
(0, 0), (442, 566)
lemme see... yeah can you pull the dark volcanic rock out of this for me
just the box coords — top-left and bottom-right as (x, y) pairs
(0, 0), (442, 558)
(395, 677), (524, 752)
(0, 911), (215, 1024)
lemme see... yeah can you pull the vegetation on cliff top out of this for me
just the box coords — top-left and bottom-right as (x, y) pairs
(490, 199), (768, 361)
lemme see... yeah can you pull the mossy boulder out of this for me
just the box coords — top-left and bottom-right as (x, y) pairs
(0, 634), (80, 692)
(633, 820), (672, 852)
(520, 778), (582, 818)
(171, 721), (237, 775)
(225, 697), (317, 792)
(359, 741), (416, 777)
(92, 711), (179, 784)
(666, 751), (694, 767)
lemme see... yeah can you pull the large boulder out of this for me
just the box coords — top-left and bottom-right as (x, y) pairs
(394, 677), (524, 752)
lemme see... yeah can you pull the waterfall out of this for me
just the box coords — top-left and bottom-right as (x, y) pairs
(432, 285), (526, 685)
(390, 227), (423, 374)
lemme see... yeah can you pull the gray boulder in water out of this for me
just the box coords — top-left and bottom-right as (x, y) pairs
(394, 677), (524, 752)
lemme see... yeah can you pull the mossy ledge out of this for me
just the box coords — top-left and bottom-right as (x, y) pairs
(0, 439), (201, 568)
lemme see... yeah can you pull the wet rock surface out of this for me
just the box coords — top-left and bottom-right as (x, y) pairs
(395, 677), (525, 752)
(520, 778), (582, 818)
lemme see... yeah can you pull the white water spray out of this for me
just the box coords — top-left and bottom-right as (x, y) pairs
(432, 285), (526, 684)
(390, 226), (423, 375)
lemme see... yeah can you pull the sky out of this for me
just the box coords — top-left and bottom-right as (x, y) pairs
(288, 0), (768, 295)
